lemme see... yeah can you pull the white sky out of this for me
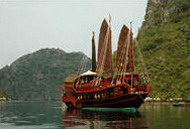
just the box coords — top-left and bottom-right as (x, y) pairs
(0, 0), (148, 69)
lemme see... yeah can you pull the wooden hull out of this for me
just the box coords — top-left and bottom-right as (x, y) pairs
(77, 93), (147, 108)
(62, 84), (150, 109)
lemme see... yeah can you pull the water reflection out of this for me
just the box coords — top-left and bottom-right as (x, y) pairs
(62, 108), (149, 129)
(0, 101), (6, 111)
(1, 102), (190, 129)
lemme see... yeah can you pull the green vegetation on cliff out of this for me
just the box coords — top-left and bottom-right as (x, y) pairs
(0, 89), (7, 99)
(0, 48), (90, 100)
(137, 0), (190, 98)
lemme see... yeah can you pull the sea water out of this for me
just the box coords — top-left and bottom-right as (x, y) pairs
(0, 101), (190, 129)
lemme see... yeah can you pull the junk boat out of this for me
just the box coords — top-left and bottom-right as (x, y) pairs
(61, 18), (151, 108)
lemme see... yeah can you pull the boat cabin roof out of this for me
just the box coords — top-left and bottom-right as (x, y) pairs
(80, 70), (97, 76)
(64, 74), (78, 83)
(64, 71), (97, 83)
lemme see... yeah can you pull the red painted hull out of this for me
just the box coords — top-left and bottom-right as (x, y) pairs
(75, 93), (148, 108)
(62, 83), (151, 109)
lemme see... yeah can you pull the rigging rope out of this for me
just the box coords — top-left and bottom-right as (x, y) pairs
(96, 24), (110, 85)
(77, 37), (91, 75)
(121, 30), (131, 80)
(98, 26), (110, 75)
(77, 54), (85, 74)
(112, 28), (131, 84)
(134, 39), (151, 84)
(95, 18), (112, 86)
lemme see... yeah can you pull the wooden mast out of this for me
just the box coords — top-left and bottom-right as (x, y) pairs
(91, 32), (96, 72)
(127, 30), (134, 73)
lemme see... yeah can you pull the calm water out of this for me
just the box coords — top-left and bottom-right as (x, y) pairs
(0, 101), (190, 129)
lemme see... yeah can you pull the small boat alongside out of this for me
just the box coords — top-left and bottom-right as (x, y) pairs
(173, 102), (190, 107)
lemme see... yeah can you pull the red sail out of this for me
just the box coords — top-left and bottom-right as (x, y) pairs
(115, 25), (129, 74)
(96, 19), (113, 75)
(115, 25), (134, 74)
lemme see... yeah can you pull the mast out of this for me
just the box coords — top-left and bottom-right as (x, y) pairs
(91, 32), (96, 72)
(127, 29), (134, 73)
(96, 19), (113, 76)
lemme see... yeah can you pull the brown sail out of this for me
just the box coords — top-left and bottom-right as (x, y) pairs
(115, 25), (134, 74)
(115, 25), (129, 74)
(96, 19), (113, 75)
(127, 30), (134, 73)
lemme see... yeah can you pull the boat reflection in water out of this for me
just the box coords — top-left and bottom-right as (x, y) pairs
(62, 108), (150, 129)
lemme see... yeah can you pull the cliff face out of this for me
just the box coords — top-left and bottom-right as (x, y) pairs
(137, 0), (190, 98)
(0, 48), (91, 100)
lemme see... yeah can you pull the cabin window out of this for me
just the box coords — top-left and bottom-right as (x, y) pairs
(79, 75), (98, 83)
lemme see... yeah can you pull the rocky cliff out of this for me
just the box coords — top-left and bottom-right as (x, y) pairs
(137, 0), (190, 98)
(0, 48), (91, 100)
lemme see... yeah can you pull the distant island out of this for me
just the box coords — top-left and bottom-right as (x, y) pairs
(0, 48), (91, 100)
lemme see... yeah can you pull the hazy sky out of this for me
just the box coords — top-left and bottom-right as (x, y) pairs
(0, 0), (148, 69)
